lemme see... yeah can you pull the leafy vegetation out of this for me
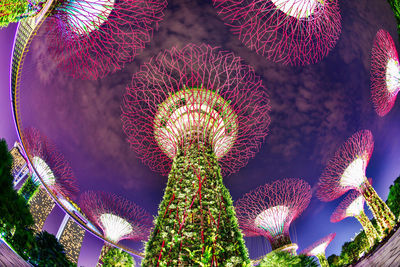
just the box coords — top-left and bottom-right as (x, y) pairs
(102, 247), (135, 266)
(18, 175), (39, 201)
(0, 0), (28, 28)
(0, 139), (34, 256)
(259, 251), (318, 267)
(386, 175), (400, 218)
(0, 139), (73, 266)
(29, 231), (74, 266)
(143, 145), (249, 266)
(387, 0), (400, 41)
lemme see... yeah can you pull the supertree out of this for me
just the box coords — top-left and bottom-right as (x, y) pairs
(370, 29), (400, 116)
(330, 190), (379, 245)
(23, 127), (79, 200)
(235, 178), (312, 255)
(301, 233), (336, 267)
(121, 43), (271, 266)
(79, 191), (153, 265)
(212, 0), (341, 65)
(2, 0), (167, 79)
(317, 130), (395, 235)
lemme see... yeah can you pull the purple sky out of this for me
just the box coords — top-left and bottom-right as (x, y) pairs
(1, 0), (400, 266)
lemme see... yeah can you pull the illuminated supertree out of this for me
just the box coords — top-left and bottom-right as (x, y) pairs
(317, 130), (395, 235)
(23, 127), (79, 199)
(121, 43), (270, 265)
(0, 0), (45, 27)
(212, 0), (341, 65)
(371, 29), (400, 116)
(301, 233), (336, 267)
(79, 191), (153, 265)
(2, 0), (167, 79)
(330, 190), (379, 245)
(235, 178), (312, 254)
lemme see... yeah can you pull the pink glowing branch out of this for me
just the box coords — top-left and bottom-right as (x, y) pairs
(212, 0), (341, 65)
(330, 190), (365, 223)
(121, 43), (271, 176)
(80, 191), (153, 243)
(235, 178), (311, 242)
(301, 233), (336, 256)
(317, 130), (373, 202)
(371, 29), (400, 116)
(42, 0), (167, 79)
(22, 127), (79, 199)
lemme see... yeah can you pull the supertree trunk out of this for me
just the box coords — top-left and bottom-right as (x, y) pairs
(355, 210), (380, 245)
(97, 243), (111, 267)
(143, 144), (249, 266)
(316, 252), (329, 267)
(361, 180), (396, 234)
(265, 233), (292, 252)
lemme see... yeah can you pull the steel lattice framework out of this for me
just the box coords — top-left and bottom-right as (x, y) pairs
(43, 0), (167, 79)
(79, 191), (152, 243)
(22, 127), (79, 199)
(371, 29), (400, 116)
(235, 178), (311, 252)
(121, 43), (270, 265)
(317, 130), (395, 234)
(122, 43), (271, 176)
(301, 233), (335, 267)
(212, 0), (341, 65)
(330, 190), (379, 245)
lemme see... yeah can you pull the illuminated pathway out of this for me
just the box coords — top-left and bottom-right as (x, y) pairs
(355, 226), (400, 266)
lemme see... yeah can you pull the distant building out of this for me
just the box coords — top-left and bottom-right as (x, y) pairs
(9, 142), (30, 188)
(56, 215), (85, 264)
(28, 187), (55, 233)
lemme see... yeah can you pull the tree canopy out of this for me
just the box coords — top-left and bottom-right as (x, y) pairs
(260, 251), (318, 267)
(0, 139), (34, 248)
(29, 231), (74, 266)
(386, 175), (400, 218)
(102, 247), (135, 267)
(0, 0), (29, 28)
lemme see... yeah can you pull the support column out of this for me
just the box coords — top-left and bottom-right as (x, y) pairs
(361, 180), (395, 235)
(316, 252), (329, 267)
(28, 187), (55, 233)
(355, 210), (380, 245)
(57, 214), (85, 264)
(142, 144), (249, 266)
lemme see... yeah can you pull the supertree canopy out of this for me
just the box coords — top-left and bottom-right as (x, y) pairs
(212, 0), (341, 65)
(23, 127), (79, 200)
(330, 190), (379, 245)
(44, 0), (167, 79)
(301, 233), (336, 267)
(235, 178), (311, 254)
(317, 129), (395, 235)
(2, 0), (167, 79)
(371, 29), (400, 116)
(121, 43), (270, 266)
(80, 191), (152, 265)
(80, 191), (152, 243)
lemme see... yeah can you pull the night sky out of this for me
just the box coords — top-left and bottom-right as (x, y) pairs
(1, 0), (400, 266)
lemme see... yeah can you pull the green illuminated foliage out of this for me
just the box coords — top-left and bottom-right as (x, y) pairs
(142, 145), (249, 266)
(102, 247), (135, 267)
(386, 175), (400, 218)
(18, 175), (39, 201)
(388, 0), (400, 40)
(0, 0), (29, 28)
(0, 139), (34, 255)
(260, 251), (318, 267)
